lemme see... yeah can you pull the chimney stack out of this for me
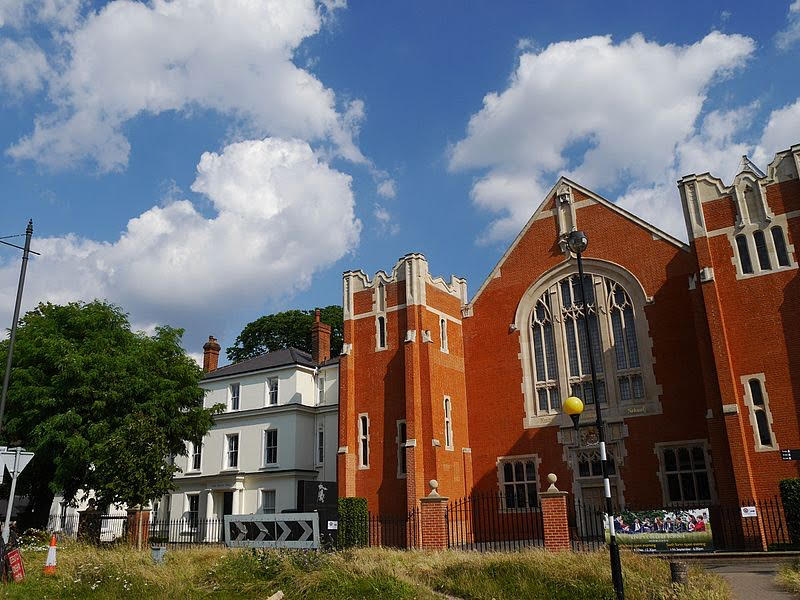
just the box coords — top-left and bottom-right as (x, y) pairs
(202, 336), (221, 373)
(311, 309), (331, 364)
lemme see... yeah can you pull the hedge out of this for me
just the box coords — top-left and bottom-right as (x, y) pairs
(781, 479), (800, 545)
(337, 497), (368, 549)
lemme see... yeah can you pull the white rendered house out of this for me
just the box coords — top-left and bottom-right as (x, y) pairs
(165, 312), (338, 540)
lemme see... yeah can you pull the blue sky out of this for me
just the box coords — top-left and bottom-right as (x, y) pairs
(1, 0), (799, 363)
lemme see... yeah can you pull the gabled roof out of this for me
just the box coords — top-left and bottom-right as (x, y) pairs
(203, 347), (336, 380)
(469, 176), (690, 305)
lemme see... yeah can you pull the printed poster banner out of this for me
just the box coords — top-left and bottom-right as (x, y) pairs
(603, 508), (712, 553)
(224, 513), (320, 549)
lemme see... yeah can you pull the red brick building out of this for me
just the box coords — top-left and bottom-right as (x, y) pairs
(337, 144), (800, 515)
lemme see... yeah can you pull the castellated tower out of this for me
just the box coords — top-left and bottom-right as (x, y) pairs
(337, 253), (472, 514)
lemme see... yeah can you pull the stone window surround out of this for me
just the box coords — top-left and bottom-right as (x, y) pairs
(261, 428), (279, 468)
(515, 258), (661, 429)
(358, 413), (370, 469)
(258, 488), (277, 514)
(440, 317), (449, 353)
(265, 376), (279, 406)
(228, 382), (240, 412)
(184, 492), (200, 532)
(495, 453), (542, 513)
(728, 218), (797, 279)
(222, 431), (241, 471)
(653, 439), (716, 506)
(740, 373), (779, 452)
(188, 440), (202, 473)
(443, 396), (454, 450)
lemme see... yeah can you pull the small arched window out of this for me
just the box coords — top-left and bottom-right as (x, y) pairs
(753, 230), (772, 271)
(440, 317), (448, 352)
(377, 316), (386, 349)
(736, 234), (754, 274)
(748, 379), (773, 448)
(772, 227), (791, 267)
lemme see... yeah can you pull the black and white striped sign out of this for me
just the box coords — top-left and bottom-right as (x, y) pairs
(224, 513), (320, 549)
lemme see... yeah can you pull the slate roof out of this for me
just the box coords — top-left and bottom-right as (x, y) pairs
(203, 347), (339, 380)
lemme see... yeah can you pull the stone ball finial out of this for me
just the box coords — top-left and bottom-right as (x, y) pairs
(428, 479), (440, 497)
(547, 473), (560, 493)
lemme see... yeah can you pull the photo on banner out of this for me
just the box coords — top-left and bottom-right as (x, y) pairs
(603, 508), (712, 553)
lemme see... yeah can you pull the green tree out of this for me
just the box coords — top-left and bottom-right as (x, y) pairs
(0, 301), (220, 526)
(226, 305), (343, 362)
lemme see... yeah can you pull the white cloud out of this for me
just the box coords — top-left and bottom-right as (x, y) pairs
(7, 0), (363, 171)
(0, 0), (84, 30)
(753, 99), (800, 166)
(449, 32), (755, 242)
(373, 203), (399, 236)
(377, 179), (396, 199)
(777, 0), (800, 50)
(0, 38), (50, 96)
(0, 137), (361, 349)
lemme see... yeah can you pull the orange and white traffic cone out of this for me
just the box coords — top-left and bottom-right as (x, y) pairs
(43, 534), (57, 575)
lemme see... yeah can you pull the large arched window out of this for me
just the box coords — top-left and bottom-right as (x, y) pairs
(519, 262), (656, 424)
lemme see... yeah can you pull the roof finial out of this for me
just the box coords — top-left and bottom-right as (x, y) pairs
(739, 155), (765, 178)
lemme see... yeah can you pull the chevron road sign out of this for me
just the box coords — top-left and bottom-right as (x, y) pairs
(224, 513), (320, 549)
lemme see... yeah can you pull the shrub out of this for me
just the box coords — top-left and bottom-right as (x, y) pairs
(337, 497), (368, 549)
(780, 479), (800, 544)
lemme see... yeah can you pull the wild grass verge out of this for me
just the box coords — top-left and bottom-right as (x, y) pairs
(777, 558), (800, 595)
(0, 542), (731, 599)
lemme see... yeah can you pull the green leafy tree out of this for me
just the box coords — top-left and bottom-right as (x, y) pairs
(0, 301), (220, 526)
(226, 305), (343, 362)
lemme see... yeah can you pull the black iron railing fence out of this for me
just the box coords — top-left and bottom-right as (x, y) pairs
(366, 509), (420, 549)
(446, 492), (545, 551)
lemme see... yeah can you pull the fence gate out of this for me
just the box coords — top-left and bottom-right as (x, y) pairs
(224, 513), (320, 549)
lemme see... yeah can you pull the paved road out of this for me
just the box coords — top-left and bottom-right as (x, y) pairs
(704, 561), (796, 599)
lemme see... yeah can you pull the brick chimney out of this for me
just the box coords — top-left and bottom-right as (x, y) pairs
(311, 309), (331, 364)
(202, 336), (221, 373)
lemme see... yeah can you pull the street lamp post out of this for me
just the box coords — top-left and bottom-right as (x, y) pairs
(566, 229), (625, 600)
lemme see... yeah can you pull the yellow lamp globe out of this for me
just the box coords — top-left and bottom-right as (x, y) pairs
(563, 396), (584, 416)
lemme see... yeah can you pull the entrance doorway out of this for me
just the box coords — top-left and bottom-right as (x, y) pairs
(223, 491), (233, 516)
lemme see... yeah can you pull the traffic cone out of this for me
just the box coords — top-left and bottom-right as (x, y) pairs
(43, 534), (57, 575)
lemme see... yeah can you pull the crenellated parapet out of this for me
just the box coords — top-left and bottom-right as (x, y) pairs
(342, 253), (467, 320)
(678, 144), (800, 241)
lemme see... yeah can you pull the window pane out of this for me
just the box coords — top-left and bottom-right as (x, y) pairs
(680, 473), (697, 501)
(607, 457), (616, 475)
(623, 306), (640, 368)
(749, 379), (764, 406)
(677, 448), (691, 471)
(736, 235), (754, 274)
(611, 309), (627, 369)
(631, 375), (644, 399)
(619, 377), (631, 401)
(561, 280), (572, 307)
(695, 472), (711, 501)
(537, 389), (548, 411)
(516, 484), (527, 507)
(591, 456), (602, 476)
(691, 447), (706, 469)
(544, 322), (557, 379)
(527, 484), (537, 507)
(525, 461), (535, 480)
(566, 321), (580, 377)
(772, 227), (791, 267)
(505, 485), (515, 509)
(663, 449), (677, 472)
(588, 314), (604, 374)
(549, 389), (561, 410)
(533, 324), (546, 382)
(503, 462), (513, 482)
(578, 459), (590, 477)
(755, 410), (772, 446)
(514, 461), (524, 481)
(667, 474), (682, 502)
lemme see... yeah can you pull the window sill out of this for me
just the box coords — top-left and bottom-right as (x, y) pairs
(220, 467), (239, 472)
(358, 465), (370, 470)
(260, 464), (280, 470)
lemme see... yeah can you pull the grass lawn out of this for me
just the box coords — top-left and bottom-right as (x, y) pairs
(1, 541), (731, 599)
(777, 558), (800, 595)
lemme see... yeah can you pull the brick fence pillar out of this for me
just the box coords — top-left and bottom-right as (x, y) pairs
(541, 473), (570, 552)
(419, 480), (449, 551)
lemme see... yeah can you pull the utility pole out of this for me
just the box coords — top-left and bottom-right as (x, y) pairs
(0, 220), (35, 438)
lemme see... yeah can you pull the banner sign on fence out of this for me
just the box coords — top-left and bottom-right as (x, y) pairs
(604, 508), (713, 553)
(741, 506), (757, 518)
(224, 513), (320, 549)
